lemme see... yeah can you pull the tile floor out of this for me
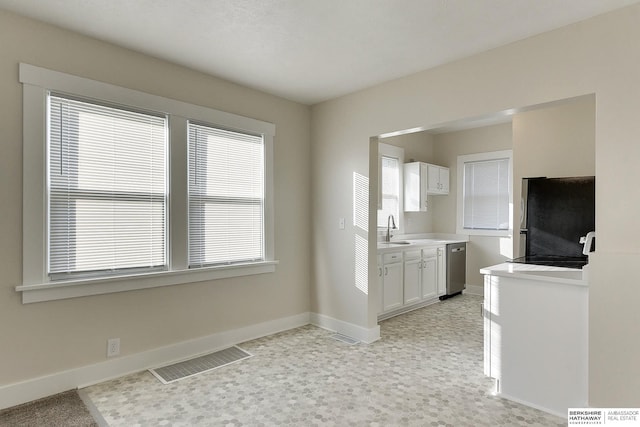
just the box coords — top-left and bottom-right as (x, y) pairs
(84, 295), (565, 426)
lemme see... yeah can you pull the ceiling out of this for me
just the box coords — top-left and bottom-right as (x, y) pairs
(1, 0), (638, 105)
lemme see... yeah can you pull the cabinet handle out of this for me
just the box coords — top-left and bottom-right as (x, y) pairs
(378, 267), (382, 277)
(481, 302), (484, 318)
(384, 267), (388, 276)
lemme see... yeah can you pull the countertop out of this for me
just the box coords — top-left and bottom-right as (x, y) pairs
(377, 234), (468, 254)
(479, 262), (588, 286)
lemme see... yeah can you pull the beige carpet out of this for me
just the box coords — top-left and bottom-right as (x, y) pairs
(0, 390), (98, 427)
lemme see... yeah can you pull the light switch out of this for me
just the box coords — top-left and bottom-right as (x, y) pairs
(339, 218), (345, 229)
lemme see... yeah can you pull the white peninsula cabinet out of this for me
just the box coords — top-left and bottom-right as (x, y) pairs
(481, 263), (588, 416)
(404, 162), (449, 212)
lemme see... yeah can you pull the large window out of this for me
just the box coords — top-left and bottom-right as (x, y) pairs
(377, 155), (400, 228)
(188, 123), (264, 267)
(48, 95), (168, 278)
(19, 63), (276, 303)
(457, 150), (512, 236)
(377, 142), (404, 229)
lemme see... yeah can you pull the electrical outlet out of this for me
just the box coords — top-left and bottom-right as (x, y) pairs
(107, 338), (120, 357)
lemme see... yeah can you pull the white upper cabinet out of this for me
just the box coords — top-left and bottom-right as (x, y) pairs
(404, 162), (428, 211)
(404, 162), (449, 212)
(427, 164), (449, 195)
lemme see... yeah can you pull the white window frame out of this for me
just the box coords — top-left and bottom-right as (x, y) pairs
(18, 63), (277, 303)
(456, 150), (513, 237)
(377, 142), (404, 233)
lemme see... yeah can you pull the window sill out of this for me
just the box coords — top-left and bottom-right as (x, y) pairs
(457, 228), (512, 237)
(15, 261), (279, 304)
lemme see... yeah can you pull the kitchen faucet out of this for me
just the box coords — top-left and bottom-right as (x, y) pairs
(386, 215), (397, 242)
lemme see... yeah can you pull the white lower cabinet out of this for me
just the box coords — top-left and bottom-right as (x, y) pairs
(403, 251), (422, 305)
(380, 252), (403, 312)
(421, 249), (437, 300)
(379, 245), (446, 318)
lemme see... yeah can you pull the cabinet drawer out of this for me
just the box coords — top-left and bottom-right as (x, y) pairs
(422, 248), (437, 258)
(383, 252), (403, 263)
(404, 250), (422, 260)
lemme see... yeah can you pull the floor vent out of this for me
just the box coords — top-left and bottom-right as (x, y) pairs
(149, 346), (252, 384)
(331, 333), (359, 345)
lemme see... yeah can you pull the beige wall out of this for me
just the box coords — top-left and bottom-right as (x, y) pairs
(512, 96), (596, 256)
(383, 132), (434, 164)
(0, 10), (311, 386)
(432, 123), (513, 287)
(311, 4), (640, 405)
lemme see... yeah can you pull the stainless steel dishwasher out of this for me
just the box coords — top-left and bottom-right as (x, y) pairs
(441, 242), (466, 299)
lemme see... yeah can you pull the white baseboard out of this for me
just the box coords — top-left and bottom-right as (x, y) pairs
(0, 312), (310, 410)
(377, 297), (439, 321)
(310, 313), (380, 344)
(464, 284), (483, 296)
(497, 391), (569, 419)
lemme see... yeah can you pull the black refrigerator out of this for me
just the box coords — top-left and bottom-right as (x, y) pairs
(518, 176), (595, 268)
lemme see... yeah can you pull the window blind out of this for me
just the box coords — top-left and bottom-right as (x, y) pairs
(48, 95), (167, 278)
(377, 155), (400, 227)
(463, 158), (510, 230)
(188, 123), (265, 267)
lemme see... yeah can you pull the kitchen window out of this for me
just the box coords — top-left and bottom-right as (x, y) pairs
(457, 150), (512, 236)
(377, 142), (404, 230)
(18, 63), (276, 303)
(378, 155), (400, 227)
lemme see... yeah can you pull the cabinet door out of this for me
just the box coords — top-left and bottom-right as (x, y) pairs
(427, 165), (450, 195)
(438, 167), (450, 194)
(404, 162), (422, 211)
(421, 255), (437, 300)
(403, 259), (422, 305)
(427, 164), (440, 193)
(437, 247), (446, 296)
(382, 262), (403, 312)
(405, 162), (431, 211)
